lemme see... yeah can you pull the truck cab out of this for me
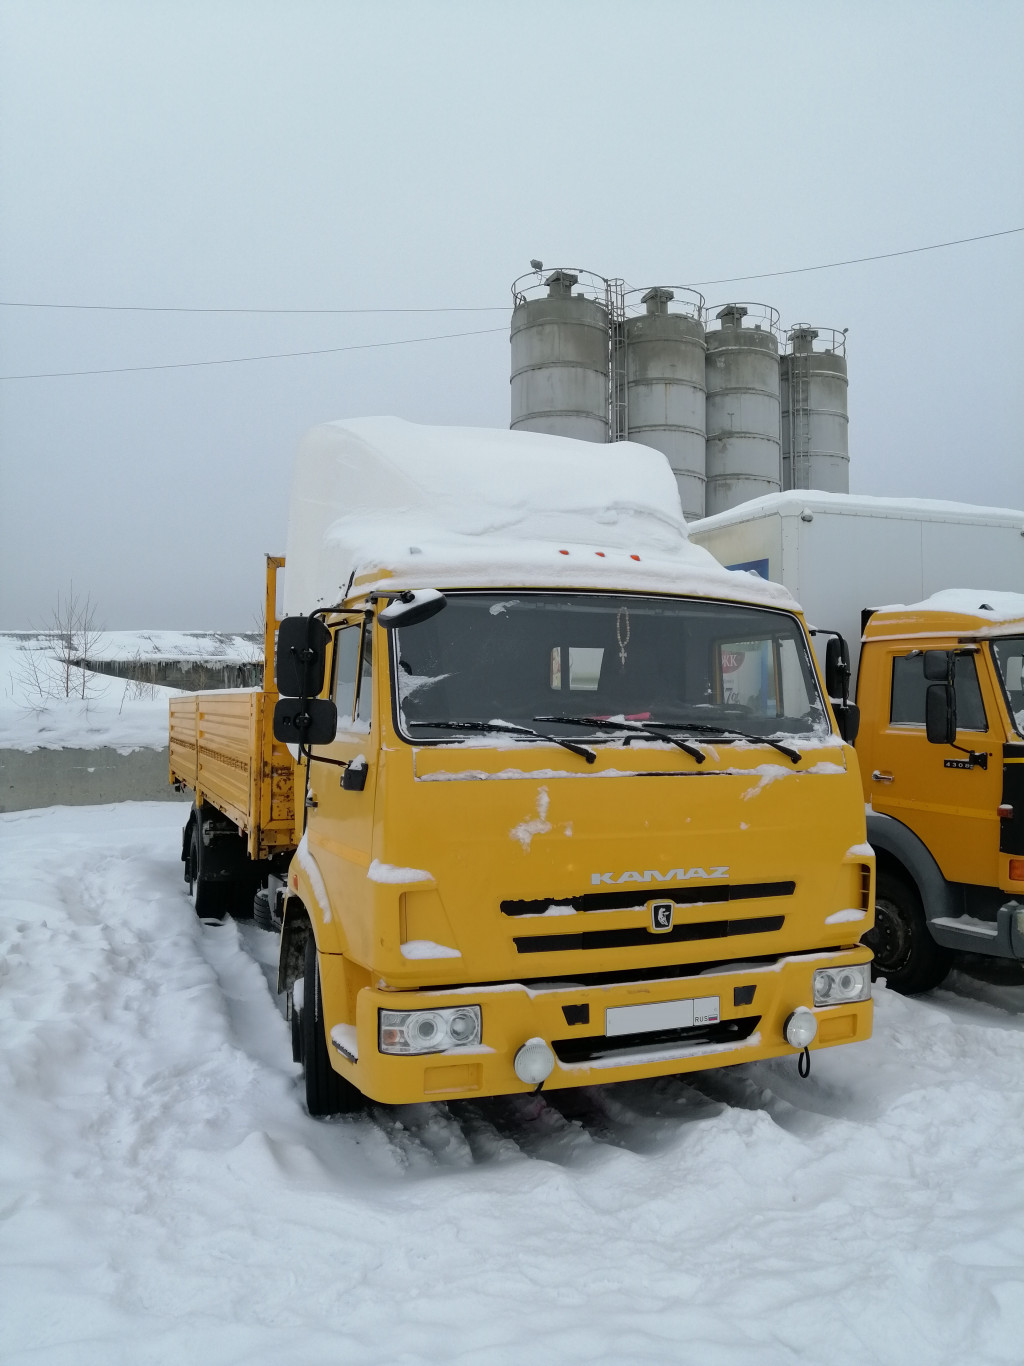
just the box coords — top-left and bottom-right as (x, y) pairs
(263, 419), (874, 1114)
(856, 593), (1024, 991)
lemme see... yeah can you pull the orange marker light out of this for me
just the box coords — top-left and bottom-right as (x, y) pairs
(558, 549), (569, 556)
(630, 554), (641, 561)
(1010, 858), (1024, 882)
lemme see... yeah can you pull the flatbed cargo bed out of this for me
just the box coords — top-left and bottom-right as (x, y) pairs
(168, 557), (297, 861)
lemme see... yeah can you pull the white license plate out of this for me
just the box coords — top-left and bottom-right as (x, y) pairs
(605, 996), (721, 1037)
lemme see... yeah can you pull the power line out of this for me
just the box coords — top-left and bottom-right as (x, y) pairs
(0, 326), (508, 381)
(4, 226), (1021, 319)
(0, 228), (1020, 316)
(687, 226), (1023, 288)
(2, 226), (1019, 379)
(0, 299), (511, 315)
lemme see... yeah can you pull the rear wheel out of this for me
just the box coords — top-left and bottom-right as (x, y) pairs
(864, 870), (950, 995)
(253, 888), (275, 932)
(187, 823), (230, 921)
(301, 936), (362, 1117)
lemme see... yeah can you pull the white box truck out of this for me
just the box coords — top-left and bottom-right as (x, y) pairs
(688, 492), (1024, 675)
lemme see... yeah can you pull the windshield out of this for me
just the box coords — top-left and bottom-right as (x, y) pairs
(991, 636), (1024, 736)
(391, 592), (829, 745)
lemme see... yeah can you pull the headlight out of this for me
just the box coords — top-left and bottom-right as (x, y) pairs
(813, 964), (871, 1006)
(379, 1006), (481, 1055)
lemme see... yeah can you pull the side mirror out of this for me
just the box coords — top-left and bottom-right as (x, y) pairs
(276, 616), (331, 697)
(923, 649), (954, 684)
(824, 635), (851, 701)
(925, 683), (956, 745)
(379, 589), (447, 629)
(833, 701), (860, 745)
(273, 696), (338, 746)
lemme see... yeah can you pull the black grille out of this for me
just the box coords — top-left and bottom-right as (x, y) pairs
(513, 914), (785, 954)
(552, 1015), (760, 1064)
(501, 880), (795, 917)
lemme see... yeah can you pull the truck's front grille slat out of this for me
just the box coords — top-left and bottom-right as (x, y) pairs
(513, 915), (785, 954)
(501, 880), (795, 917)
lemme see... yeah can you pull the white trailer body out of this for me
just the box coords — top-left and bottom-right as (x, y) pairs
(689, 492), (1024, 677)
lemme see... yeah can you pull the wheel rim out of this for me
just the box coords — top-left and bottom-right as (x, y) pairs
(864, 896), (912, 975)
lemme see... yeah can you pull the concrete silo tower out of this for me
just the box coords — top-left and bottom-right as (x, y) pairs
(624, 286), (707, 519)
(704, 304), (783, 515)
(781, 326), (850, 492)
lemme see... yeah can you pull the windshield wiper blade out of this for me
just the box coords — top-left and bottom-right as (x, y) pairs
(408, 719), (596, 764)
(535, 715), (706, 764)
(641, 720), (801, 764)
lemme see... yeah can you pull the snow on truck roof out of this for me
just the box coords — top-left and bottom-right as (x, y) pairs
(282, 418), (798, 615)
(693, 490), (1024, 532)
(866, 589), (1024, 637)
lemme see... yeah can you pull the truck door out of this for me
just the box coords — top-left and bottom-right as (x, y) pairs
(865, 647), (1002, 887)
(303, 617), (378, 923)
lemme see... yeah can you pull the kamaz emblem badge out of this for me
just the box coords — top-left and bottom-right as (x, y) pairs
(650, 901), (674, 933)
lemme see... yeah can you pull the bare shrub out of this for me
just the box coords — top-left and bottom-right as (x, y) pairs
(119, 650), (159, 712)
(48, 584), (101, 699)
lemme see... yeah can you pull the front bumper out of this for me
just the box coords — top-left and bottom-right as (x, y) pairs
(319, 947), (873, 1105)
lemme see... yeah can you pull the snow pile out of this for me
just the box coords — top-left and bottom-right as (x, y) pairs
(3, 801), (1024, 1365)
(32, 629), (259, 664)
(283, 418), (798, 614)
(876, 588), (1024, 629)
(0, 634), (175, 752)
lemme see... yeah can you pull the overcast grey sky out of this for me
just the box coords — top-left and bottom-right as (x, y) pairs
(1, 0), (1021, 629)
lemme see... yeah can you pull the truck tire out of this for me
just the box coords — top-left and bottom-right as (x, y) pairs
(291, 996), (302, 1064)
(253, 888), (275, 932)
(187, 823), (230, 921)
(865, 869), (951, 995)
(301, 936), (362, 1117)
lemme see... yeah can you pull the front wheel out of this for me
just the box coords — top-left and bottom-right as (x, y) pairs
(301, 936), (362, 1117)
(864, 870), (950, 995)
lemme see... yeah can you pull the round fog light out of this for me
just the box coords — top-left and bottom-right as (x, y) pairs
(513, 1037), (555, 1085)
(784, 1007), (818, 1050)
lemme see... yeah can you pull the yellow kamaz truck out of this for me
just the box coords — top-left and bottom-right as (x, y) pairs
(690, 493), (1024, 995)
(854, 593), (1024, 992)
(170, 420), (873, 1116)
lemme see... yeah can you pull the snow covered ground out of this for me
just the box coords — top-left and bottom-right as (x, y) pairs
(0, 635), (186, 751)
(3, 802), (1024, 1366)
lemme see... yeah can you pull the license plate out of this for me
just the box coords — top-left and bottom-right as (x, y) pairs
(605, 996), (721, 1037)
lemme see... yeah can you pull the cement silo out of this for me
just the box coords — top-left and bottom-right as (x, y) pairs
(704, 304), (782, 515)
(510, 269), (610, 443)
(781, 326), (850, 493)
(624, 286), (707, 519)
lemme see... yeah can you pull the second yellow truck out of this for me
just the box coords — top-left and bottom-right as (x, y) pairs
(170, 419), (873, 1115)
(690, 492), (1024, 995)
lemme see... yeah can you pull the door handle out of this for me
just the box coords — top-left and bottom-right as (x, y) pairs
(872, 770), (894, 784)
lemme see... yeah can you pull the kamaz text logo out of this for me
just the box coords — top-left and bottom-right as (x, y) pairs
(591, 866), (730, 886)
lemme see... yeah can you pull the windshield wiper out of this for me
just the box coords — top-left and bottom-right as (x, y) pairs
(407, 719), (596, 764)
(534, 715), (706, 764)
(641, 720), (801, 764)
